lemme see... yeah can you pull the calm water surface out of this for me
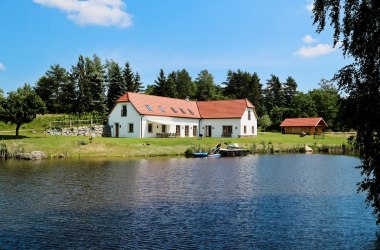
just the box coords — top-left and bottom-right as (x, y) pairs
(0, 154), (379, 249)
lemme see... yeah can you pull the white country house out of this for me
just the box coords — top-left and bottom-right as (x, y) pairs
(108, 92), (258, 138)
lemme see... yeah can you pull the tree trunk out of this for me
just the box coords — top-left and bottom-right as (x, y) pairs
(15, 123), (21, 138)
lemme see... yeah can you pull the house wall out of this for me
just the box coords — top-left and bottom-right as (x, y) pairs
(141, 116), (199, 138)
(109, 103), (258, 138)
(108, 102), (141, 138)
(200, 118), (241, 138)
(240, 108), (258, 137)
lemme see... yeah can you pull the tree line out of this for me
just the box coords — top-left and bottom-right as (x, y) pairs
(1, 53), (344, 134)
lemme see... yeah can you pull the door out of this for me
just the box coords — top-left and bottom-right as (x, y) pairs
(114, 123), (119, 138)
(205, 125), (212, 137)
(176, 125), (180, 137)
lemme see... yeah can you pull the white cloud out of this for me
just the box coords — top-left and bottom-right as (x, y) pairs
(302, 35), (317, 44)
(0, 63), (5, 71)
(294, 43), (337, 58)
(33, 0), (132, 28)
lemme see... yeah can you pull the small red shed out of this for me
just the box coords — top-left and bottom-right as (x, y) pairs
(280, 117), (328, 135)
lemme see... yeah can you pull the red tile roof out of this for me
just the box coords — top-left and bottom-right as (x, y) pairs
(280, 117), (328, 127)
(197, 99), (254, 118)
(116, 92), (255, 119)
(117, 92), (201, 118)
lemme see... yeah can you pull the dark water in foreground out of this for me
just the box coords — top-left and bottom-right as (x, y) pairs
(0, 154), (378, 249)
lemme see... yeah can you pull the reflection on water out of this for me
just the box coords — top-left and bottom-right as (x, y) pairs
(0, 154), (378, 249)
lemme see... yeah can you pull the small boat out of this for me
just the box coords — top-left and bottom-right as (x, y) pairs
(207, 153), (221, 158)
(192, 143), (222, 158)
(192, 152), (208, 158)
(219, 143), (249, 157)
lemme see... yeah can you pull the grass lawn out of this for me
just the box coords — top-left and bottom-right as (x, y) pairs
(0, 129), (354, 158)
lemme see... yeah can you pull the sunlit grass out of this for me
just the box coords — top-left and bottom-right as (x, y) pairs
(0, 129), (353, 158)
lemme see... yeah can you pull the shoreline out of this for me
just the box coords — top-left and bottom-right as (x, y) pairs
(0, 132), (357, 160)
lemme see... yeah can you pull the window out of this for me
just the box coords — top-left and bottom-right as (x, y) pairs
(252, 126), (255, 134)
(179, 108), (186, 114)
(158, 106), (165, 112)
(128, 123), (134, 133)
(185, 126), (189, 137)
(193, 126), (197, 137)
(188, 109), (194, 115)
(162, 125), (166, 133)
(222, 126), (233, 137)
(121, 105), (127, 117)
(248, 110), (251, 120)
(148, 123), (153, 133)
(170, 107), (178, 113)
(145, 104), (153, 111)
(244, 126), (247, 134)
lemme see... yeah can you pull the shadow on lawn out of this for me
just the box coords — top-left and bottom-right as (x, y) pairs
(0, 135), (29, 140)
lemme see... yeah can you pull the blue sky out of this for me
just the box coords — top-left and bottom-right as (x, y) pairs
(0, 0), (348, 95)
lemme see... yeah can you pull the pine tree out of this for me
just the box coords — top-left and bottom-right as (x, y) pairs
(34, 64), (69, 113)
(283, 76), (298, 107)
(106, 60), (124, 111)
(152, 69), (167, 96)
(132, 72), (143, 93)
(58, 76), (78, 114)
(164, 71), (178, 98)
(175, 69), (195, 99)
(87, 55), (106, 115)
(195, 70), (216, 101)
(123, 62), (134, 92)
(71, 55), (90, 115)
(264, 74), (284, 111)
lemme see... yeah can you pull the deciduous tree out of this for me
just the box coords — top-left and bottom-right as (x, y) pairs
(313, 0), (380, 222)
(2, 84), (45, 137)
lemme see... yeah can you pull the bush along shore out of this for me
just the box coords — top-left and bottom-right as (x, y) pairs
(0, 140), (49, 160)
(184, 141), (358, 157)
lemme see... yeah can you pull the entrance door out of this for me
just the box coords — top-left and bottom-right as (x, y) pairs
(114, 123), (119, 138)
(176, 125), (180, 137)
(205, 126), (212, 137)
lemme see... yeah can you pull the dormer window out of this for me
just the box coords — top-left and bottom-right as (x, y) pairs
(179, 108), (186, 114)
(170, 107), (178, 113)
(145, 104), (153, 111)
(158, 106), (165, 112)
(188, 109), (194, 115)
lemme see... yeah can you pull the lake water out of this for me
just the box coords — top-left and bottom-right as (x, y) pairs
(0, 154), (379, 249)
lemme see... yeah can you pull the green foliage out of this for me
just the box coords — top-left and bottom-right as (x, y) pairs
(2, 84), (45, 137)
(175, 69), (195, 99)
(259, 114), (272, 133)
(313, 0), (380, 223)
(194, 70), (217, 101)
(151, 69), (177, 98)
(106, 60), (125, 111)
(288, 92), (317, 118)
(264, 74), (284, 111)
(308, 79), (339, 130)
(184, 148), (194, 158)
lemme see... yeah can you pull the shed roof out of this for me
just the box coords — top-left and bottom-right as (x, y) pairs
(280, 117), (328, 127)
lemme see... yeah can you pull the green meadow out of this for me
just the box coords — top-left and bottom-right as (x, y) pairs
(0, 128), (355, 158)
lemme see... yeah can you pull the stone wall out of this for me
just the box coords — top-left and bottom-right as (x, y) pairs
(44, 125), (111, 137)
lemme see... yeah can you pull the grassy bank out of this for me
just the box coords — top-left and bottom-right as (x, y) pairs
(0, 129), (356, 159)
